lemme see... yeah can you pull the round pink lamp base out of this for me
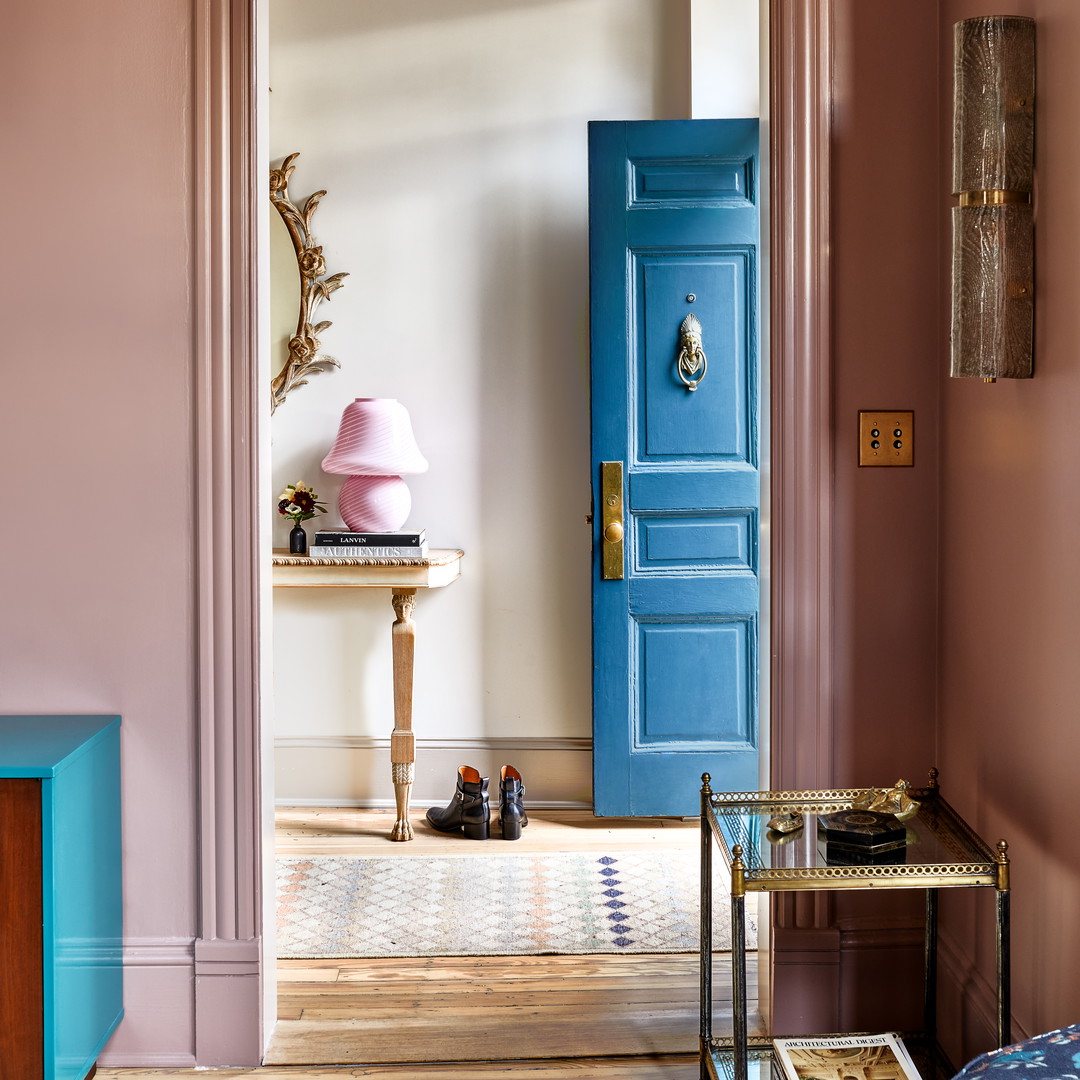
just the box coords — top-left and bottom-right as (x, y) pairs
(338, 474), (412, 532)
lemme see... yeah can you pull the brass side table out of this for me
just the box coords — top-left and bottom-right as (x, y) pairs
(272, 548), (464, 842)
(699, 772), (1010, 1080)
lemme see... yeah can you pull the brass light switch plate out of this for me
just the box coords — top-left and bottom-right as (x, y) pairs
(859, 411), (914, 466)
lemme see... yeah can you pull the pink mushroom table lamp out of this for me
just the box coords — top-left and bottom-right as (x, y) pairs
(321, 398), (428, 531)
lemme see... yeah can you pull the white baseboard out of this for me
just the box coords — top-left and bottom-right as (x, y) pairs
(278, 796), (593, 809)
(98, 938), (197, 1066)
(275, 736), (593, 808)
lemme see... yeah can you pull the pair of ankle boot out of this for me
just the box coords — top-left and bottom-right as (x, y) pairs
(425, 765), (527, 841)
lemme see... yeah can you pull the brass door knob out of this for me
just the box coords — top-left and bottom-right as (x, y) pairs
(604, 522), (624, 544)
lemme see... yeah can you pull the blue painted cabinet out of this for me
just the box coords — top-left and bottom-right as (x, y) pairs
(0, 715), (123, 1080)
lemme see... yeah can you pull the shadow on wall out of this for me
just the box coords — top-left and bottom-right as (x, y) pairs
(478, 180), (592, 731)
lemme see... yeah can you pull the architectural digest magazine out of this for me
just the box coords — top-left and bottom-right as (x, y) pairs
(773, 1033), (922, 1080)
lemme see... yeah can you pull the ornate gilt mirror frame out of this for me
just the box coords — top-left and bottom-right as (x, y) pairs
(269, 153), (349, 412)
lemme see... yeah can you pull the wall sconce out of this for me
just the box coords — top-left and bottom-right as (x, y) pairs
(951, 16), (1035, 381)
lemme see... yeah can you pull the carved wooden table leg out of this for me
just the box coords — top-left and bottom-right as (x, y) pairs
(389, 588), (417, 841)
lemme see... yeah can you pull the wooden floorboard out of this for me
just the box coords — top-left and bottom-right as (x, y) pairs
(266, 952), (758, 1064)
(99, 1056), (702, 1078)
(101, 808), (761, 1076)
(275, 807), (700, 857)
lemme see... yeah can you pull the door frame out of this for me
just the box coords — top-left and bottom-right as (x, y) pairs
(192, 0), (835, 1063)
(765, 0), (838, 1034)
(191, 0), (268, 1063)
(769, 0), (834, 797)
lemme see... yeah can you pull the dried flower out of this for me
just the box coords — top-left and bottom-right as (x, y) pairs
(277, 481), (327, 524)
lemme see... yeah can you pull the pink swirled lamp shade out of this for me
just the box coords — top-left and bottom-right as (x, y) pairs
(338, 475), (412, 533)
(321, 398), (429, 476)
(321, 398), (428, 532)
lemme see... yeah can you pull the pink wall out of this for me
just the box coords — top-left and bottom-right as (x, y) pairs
(830, 0), (942, 787)
(828, 0), (1080, 1055)
(938, 0), (1080, 1060)
(4, 0), (1074, 1066)
(1, 0), (200, 1063)
(827, 0), (943, 1035)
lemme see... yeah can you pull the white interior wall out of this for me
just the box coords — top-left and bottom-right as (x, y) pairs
(690, 0), (760, 118)
(269, 0), (759, 805)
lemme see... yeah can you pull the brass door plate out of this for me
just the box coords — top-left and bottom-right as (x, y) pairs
(858, 410), (914, 467)
(600, 461), (625, 580)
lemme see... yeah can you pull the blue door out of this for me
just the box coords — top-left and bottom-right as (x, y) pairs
(590, 120), (760, 816)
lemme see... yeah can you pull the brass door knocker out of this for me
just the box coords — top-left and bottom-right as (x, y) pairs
(676, 313), (707, 391)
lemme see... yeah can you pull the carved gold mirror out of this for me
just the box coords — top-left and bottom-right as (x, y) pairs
(269, 153), (349, 412)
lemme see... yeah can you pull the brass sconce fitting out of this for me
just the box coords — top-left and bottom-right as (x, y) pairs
(950, 16), (1035, 380)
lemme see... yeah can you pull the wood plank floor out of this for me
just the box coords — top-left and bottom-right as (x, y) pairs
(100, 808), (762, 1079)
(275, 806), (703, 856)
(99, 1057), (703, 1078)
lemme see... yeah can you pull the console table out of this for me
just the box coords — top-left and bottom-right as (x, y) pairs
(272, 549), (464, 841)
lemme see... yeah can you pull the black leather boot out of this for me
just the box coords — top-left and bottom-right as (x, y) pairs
(498, 765), (527, 841)
(425, 765), (490, 840)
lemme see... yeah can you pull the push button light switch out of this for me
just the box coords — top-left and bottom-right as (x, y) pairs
(859, 410), (914, 466)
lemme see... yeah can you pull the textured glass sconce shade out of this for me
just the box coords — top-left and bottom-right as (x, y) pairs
(321, 398), (428, 532)
(950, 16), (1035, 380)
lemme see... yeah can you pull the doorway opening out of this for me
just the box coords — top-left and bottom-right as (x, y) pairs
(259, 0), (775, 1067)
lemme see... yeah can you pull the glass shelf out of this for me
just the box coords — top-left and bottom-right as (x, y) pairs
(704, 1039), (784, 1080)
(705, 786), (1003, 891)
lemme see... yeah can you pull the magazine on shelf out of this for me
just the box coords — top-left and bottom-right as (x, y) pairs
(773, 1033), (922, 1080)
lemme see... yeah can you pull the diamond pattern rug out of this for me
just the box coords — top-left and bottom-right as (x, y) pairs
(277, 851), (755, 958)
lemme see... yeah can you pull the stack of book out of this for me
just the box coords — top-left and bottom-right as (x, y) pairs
(312, 529), (428, 558)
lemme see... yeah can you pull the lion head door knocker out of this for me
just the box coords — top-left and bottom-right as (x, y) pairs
(676, 313), (708, 391)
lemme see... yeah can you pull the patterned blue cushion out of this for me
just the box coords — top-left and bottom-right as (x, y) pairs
(954, 1025), (1080, 1079)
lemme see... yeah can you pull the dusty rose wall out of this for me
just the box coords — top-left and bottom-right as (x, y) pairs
(830, 0), (941, 792)
(938, 0), (1080, 1061)
(6, 0), (1074, 1065)
(825, 1), (1080, 1053)
(827, 0), (943, 1035)
(1, 0), (199, 1064)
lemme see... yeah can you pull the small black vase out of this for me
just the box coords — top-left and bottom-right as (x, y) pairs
(289, 523), (308, 555)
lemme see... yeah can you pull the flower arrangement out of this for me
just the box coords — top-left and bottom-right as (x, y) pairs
(277, 481), (327, 524)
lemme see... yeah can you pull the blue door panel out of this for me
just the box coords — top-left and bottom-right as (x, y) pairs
(632, 157), (754, 205)
(622, 212), (758, 249)
(629, 469), (757, 509)
(635, 511), (755, 572)
(591, 119), (760, 816)
(629, 575), (758, 617)
(638, 620), (754, 745)
(638, 254), (752, 461)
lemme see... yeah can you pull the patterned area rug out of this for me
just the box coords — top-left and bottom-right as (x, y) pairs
(277, 850), (756, 958)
